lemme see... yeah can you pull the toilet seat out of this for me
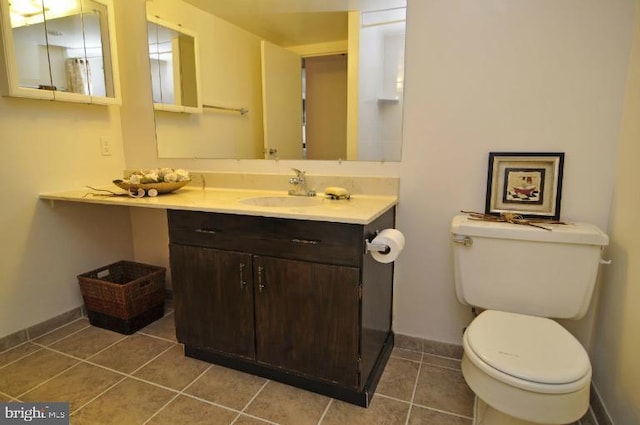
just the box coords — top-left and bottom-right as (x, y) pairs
(464, 310), (591, 394)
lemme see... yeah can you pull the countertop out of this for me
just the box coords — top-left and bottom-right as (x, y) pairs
(40, 186), (397, 225)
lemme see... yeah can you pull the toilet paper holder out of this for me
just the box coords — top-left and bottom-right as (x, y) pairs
(364, 231), (391, 254)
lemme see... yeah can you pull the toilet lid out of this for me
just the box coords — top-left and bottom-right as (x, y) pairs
(466, 310), (591, 385)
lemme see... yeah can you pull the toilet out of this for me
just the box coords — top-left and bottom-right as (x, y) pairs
(450, 214), (609, 425)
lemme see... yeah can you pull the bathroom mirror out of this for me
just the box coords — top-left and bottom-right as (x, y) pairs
(147, 17), (200, 112)
(0, 0), (119, 104)
(147, 0), (406, 161)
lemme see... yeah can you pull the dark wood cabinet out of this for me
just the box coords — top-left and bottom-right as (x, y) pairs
(167, 207), (395, 406)
(253, 255), (360, 387)
(170, 244), (255, 359)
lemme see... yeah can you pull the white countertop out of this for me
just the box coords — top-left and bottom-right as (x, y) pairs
(40, 186), (397, 225)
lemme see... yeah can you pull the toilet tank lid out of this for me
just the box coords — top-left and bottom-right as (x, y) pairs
(451, 214), (608, 246)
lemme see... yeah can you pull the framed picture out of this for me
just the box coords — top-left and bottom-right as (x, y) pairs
(485, 152), (564, 220)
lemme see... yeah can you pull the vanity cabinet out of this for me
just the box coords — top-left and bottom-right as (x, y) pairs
(167, 208), (395, 406)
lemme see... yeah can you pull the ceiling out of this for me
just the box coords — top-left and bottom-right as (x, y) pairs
(182, 0), (405, 46)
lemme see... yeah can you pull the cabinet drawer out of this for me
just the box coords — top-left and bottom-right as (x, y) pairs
(168, 210), (363, 266)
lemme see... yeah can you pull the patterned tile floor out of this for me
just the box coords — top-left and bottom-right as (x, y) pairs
(0, 304), (594, 425)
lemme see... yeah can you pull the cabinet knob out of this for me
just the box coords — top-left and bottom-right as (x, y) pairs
(257, 266), (265, 292)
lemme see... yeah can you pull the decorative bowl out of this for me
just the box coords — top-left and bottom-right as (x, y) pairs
(112, 179), (191, 194)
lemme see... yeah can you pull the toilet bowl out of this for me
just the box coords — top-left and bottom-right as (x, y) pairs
(462, 310), (591, 425)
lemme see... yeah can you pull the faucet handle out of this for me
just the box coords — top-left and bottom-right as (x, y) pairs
(291, 168), (304, 177)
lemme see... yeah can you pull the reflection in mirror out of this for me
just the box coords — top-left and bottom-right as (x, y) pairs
(9, 1), (52, 91)
(303, 54), (347, 160)
(148, 0), (406, 161)
(7, 0), (114, 97)
(147, 17), (200, 112)
(358, 7), (406, 161)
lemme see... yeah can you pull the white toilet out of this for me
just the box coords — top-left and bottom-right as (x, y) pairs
(450, 213), (609, 425)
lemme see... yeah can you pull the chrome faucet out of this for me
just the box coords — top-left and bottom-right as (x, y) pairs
(288, 168), (316, 196)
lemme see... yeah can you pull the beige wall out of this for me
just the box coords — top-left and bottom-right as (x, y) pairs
(116, 0), (156, 167)
(0, 88), (133, 336)
(591, 3), (640, 424)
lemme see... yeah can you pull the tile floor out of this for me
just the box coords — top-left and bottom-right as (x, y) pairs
(0, 304), (593, 425)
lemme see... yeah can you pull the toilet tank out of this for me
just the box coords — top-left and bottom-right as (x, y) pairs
(450, 214), (609, 320)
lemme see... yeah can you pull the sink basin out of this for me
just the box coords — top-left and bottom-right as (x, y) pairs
(240, 196), (325, 208)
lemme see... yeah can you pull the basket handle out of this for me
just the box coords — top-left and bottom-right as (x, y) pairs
(139, 279), (154, 288)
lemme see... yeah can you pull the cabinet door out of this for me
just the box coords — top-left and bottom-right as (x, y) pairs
(170, 244), (255, 359)
(254, 256), (360, 387)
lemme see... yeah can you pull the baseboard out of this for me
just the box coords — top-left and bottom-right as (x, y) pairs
(0, 329), (28, 352)
(590, 383), (613, 425)
(0, 306), (84, 352)
(394, 333), (464, 359)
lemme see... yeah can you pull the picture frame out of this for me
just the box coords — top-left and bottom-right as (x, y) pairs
(485, 152), (564, 220)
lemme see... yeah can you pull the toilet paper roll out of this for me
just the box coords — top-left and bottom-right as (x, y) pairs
(370, 228), (405, 263)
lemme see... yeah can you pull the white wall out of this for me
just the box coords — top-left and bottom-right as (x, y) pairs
(591, 4), (640, 424)
(394, 0), (635, 346)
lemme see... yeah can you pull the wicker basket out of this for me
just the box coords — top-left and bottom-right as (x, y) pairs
(78, 261), (166, 334)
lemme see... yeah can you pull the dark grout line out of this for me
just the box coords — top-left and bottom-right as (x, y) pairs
(0, 344), (43, 370)
(27, 316), (89, 343)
